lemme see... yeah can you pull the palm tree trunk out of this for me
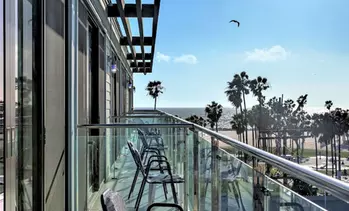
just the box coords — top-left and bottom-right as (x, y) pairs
(339, 135), (342, 180)
(315, 137), (318, 171)
(215, 123), (218, 132)
(154, 97), (157, 110)
(326, 142), (328, 175)
(334, 136), (338, 178)
(331, 138), (334, 177)
(242, 92), (248, 145)
(255, 127), (258, 146)
(296, 139), (300, 164)
(239, 106), (245, 143)
(252, 126), (255, 147)
(300, 138), (305, 159)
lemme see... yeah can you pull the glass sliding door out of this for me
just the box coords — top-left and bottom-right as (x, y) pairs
(87, 23), (93, 199)
(3, 0), (41, 210)
(17, 0), (36, 209)
(4, 0), (19, 210)
(1, 1), (5, 209)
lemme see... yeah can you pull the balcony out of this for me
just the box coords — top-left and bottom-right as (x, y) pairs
(76, 110), (349, 211)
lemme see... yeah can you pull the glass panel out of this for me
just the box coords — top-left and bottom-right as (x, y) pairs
(265, 176), (325, 211)
(0, 1), (4, 209)
(218, 148), (254, 211)
(214, 147), (326, 211)
(78, 126), (190, 210)
(186, 130), (194, 210)
(198, 135), (212, 210)
(17, 0), (34, 209)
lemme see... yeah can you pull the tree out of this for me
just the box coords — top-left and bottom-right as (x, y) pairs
(186, 115), (207, 127)
(226, 71), (250, 143)
(205, 101), (223, 132)
(331, 108), (349, 179)
(146, 81), (163, 110)
(290, 94), (311, 160)
(230, 112), (247, 135)
(249, 76), (269, 106)
(311, 101), (335, 176)
(249, 76), (269, 146)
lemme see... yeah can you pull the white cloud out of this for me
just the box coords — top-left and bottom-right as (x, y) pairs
(173, 54), (198, 64)
(245, 45), (290, 62)
(156, 52), (171, 62)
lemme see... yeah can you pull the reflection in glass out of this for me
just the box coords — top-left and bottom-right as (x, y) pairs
(0, 0), (4, 208)
(17, 0), (34, 209)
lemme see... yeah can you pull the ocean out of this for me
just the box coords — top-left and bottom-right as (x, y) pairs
(157, 107), (235, 129)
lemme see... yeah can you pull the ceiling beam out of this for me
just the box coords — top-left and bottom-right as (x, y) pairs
(120, 36), (153, 46)
(150, 0), (160, 71)
(127, 53), (152, 60)
(130, 62), (151, 68)
(132, 68), (152, 73)
(136, 0), (146, 72)
(108, 4), (154, 18)
(116, 0), (137, 71)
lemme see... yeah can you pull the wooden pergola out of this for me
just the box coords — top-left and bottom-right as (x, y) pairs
(107, 0), (161, 74)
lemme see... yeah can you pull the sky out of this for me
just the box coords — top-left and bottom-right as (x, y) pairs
(133, 0), (349, 112)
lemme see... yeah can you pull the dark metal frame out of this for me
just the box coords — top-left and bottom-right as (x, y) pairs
(107, 0), (161, 74)
(127, 135), (168, 201)
(127, 141), (184, 210)
(33, 0), (45, 210)
(146, 203), (184, 211)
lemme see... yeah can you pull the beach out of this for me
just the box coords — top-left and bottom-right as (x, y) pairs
(215, 130), (349, 152)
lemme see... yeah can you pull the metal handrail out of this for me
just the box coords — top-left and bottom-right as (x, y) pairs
(77, 123), (192, 129)
(111, 115), (170, 119)
(127, 109), (163, 114)
(157, 109), (349, 203)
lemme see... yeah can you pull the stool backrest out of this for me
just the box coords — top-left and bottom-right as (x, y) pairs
(100, 189), (126, 211)
(127, 141), (146, 177)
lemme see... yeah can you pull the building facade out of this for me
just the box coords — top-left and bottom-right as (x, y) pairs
(0, 0), (149, 210)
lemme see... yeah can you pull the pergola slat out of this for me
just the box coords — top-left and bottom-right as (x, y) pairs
(132, 68), (151, 73)
(136, 0), (146, 72)
(108, 4), (154, 18)
(127, 53), (152, 60)
(149, 0), (161, 73)
(119, 37), (153, 46)
(108, 1), (161, 73)
(130, 62), (151, 68)
(116, 0), (138, 71)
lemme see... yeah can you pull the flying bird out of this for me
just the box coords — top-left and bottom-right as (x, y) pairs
(229, 20), (240, 27)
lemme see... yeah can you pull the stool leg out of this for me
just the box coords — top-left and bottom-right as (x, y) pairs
(135, 178), (147, 210)
(148, 184), (154, 205)
(128, 168), (140, 199)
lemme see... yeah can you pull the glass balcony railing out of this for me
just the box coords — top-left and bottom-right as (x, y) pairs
(75, 109), (349, 211)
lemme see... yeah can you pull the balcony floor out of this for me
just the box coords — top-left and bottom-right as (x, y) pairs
(89, 149), (179, 211)
(88, 148), (256, 211)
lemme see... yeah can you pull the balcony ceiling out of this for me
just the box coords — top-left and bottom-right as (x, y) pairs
(107, 0), (161, 74)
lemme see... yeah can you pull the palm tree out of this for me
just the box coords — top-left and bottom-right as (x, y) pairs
(249, 76), (269, 146)
(226, 71), (250, 143)
(205, 101), (223, 132)
(186, 115), (207, 127)
(311, 113), (322, 171)
(266, 96), (288, 153)
(311, 102), (334, 176)
(247, 108), (258, 147)
(331, 108), (349, 179)
(293, 94), (310, 160)
(146, 81), (164, 110)
(325, 101), (335, 176)
(231, 113), (247, 136)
